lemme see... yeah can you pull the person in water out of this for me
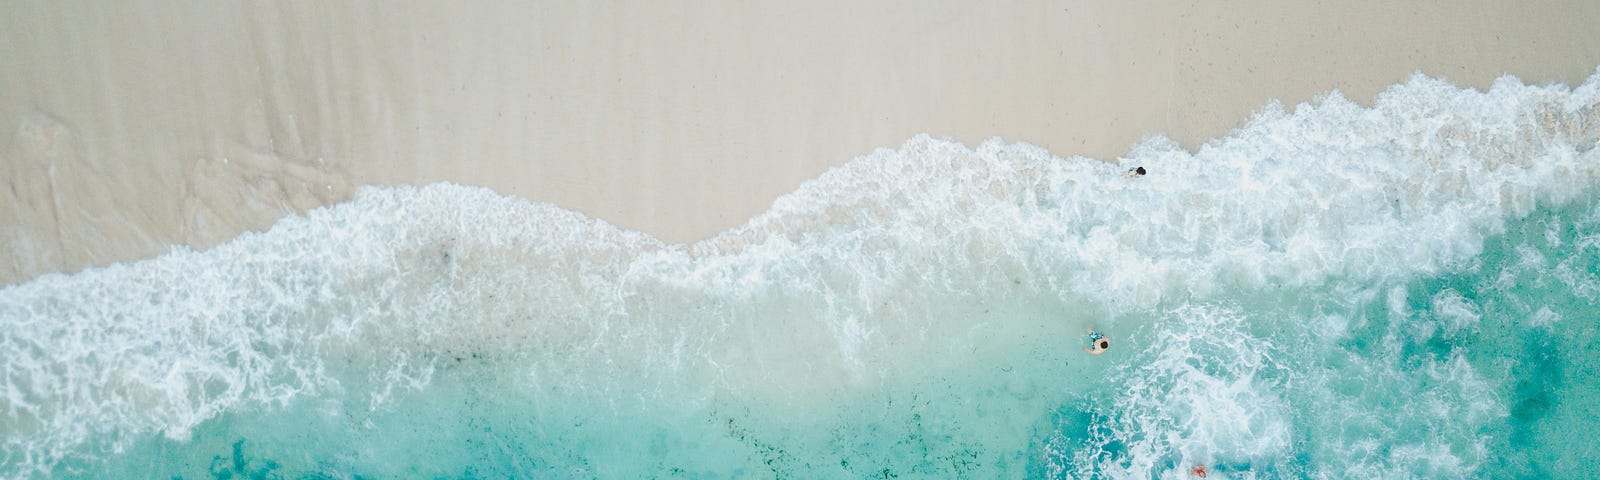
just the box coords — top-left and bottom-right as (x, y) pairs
(1084, 329), (1110, 355)
(1124, 166), (1147, 178)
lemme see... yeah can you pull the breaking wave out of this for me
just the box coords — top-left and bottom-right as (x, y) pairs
(3, 69), (1599, 478)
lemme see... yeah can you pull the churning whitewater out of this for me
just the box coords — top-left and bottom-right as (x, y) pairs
(3, 70), (1600, 478)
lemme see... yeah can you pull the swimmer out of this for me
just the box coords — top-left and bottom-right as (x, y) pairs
(1190, 465), (1208, 478)
(1084, 329), (1110, 355)
(1123, 166), (1147, 178)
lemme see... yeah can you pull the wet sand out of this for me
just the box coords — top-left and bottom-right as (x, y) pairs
(4, 0), (1599, 285)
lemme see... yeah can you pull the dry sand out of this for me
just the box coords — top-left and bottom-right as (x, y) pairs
(4, 0), (1599, 285)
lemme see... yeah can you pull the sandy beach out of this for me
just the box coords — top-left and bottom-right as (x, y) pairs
(4, 0), (1599, 285)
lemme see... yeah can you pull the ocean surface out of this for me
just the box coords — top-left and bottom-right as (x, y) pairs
(3, 70), (1599, 479)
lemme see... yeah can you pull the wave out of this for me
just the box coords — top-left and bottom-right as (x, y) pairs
(2, 68), (1598, 477)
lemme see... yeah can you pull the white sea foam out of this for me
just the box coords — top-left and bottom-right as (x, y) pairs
(1054, 306), (1293, 479)
(1, 68), (1598, 476)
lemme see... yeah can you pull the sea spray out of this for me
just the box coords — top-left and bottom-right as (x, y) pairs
(2, 69), (1598, 478)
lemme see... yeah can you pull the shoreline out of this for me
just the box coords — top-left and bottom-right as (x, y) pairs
(4, 1), (1600, 285)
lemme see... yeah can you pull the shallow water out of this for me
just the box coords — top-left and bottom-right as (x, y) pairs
(3, 70), (1599, 478)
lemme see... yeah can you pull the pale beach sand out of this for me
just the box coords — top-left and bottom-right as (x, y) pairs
(3, 0), (1598, 285)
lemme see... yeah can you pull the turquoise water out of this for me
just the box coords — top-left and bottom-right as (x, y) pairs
(3, 70), (1599, 479)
